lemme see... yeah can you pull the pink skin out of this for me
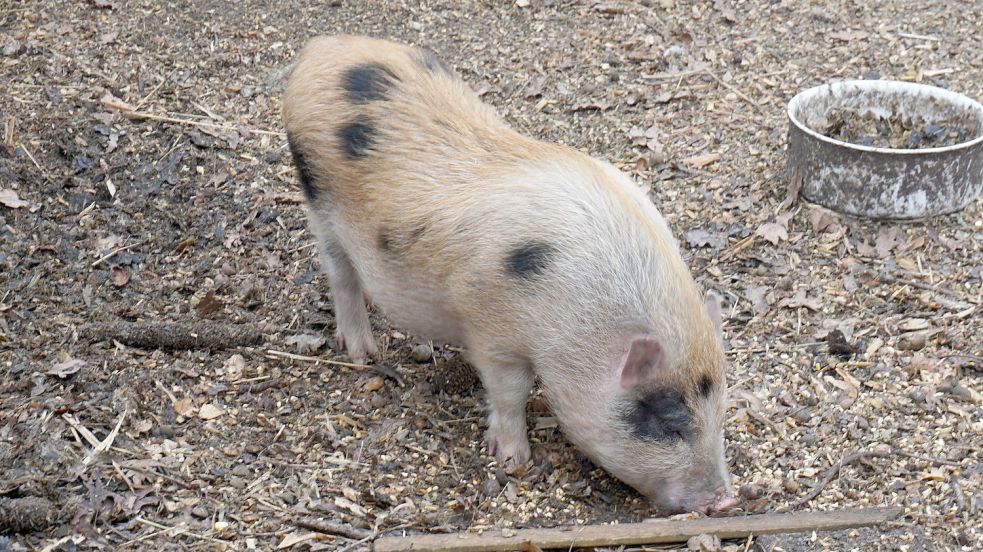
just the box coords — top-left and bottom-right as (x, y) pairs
(668, 484), (739, 515)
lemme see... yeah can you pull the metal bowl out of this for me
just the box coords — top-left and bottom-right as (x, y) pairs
(787, 80), (983, 219)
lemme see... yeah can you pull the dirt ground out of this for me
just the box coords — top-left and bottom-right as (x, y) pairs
(2, 0), (981, 550)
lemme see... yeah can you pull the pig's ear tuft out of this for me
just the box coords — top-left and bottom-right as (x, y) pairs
(705, 292), (723, 339)
(619, 336), (665, 390)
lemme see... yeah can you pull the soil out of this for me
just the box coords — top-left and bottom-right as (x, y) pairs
(2, 1), (982, 551)
(817, 107), (978, 149)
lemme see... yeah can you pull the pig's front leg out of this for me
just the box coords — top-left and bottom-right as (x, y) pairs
(470, 348), (535, 465)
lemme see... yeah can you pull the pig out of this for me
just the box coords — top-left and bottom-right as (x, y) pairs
(282, 35), (737, 514)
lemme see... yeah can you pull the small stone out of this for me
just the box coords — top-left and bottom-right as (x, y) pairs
(411, 343), (433, 363)
(782, 479), (801, 493)
(739, 483), (763, 500)
(228, 476), (247, 489)
(2, 41), (21, 56)
(898, 332), (926, 351)
(687, 533), (721, 551)
(231, 464), (251, 477)
(281, 491), (297, 505)
(370, 393), (387, 408)
(481, 478), (502, 497)
(363, 376), (385, 392)
(244, 443), (262, 454)
(412, 415), (429, 430)
(191, 506), (209, 519)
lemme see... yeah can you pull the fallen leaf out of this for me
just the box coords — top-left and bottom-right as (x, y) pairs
(779, 289), (821, 311)
(334, 496), (366, 517)
(684, 228), (720, 248)
(682, 152), (721, 168)
(223, 354), (245, 380)
(363, 376), (385, 393)
(519, 541), (545, 552)
(875, 226), (902, 257)
(173, 398), (195, 417)
(48, 358), (86, 378)
(0, 189), (29, 209)
(746, 286), (771, 316)
(755, 222), (788, 245)
(194, 291), (224, 316)
(900, 318), (930, 331)
(808, 207), (839, 232)
(522, 74), (547, 98)
(198, 403), (224, 420)
(284, 333), (326, 355)
(110, 265), (131, 287)
(276, 532), (316, 550)
(688, 533), (722, 552)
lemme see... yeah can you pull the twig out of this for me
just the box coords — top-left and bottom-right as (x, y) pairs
(265, 349), (369, 369)
(17, 142), (52, 182)
(892, 450), (962, 468)
(91, 242), (142, 267)
(372, 508), (902, 552)
(720, 234), (756, 261)
(703, 69), (763, 113)
(294, 519), (370, 540)
(102, 94), (284, 137)
(80, 321), (263, 350)
(133, 71), (175, 111)
(789, 450), (891, 508)
(134, 517), (231, 545)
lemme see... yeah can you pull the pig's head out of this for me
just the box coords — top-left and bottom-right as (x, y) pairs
(587, 294), (736, 514)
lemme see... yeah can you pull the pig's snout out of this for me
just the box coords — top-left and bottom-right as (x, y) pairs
(679, 485), (739, 515)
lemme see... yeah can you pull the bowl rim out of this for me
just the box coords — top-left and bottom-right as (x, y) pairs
(787, 79), (983, 155)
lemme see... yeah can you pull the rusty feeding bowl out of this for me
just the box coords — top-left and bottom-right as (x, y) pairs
(787, 80), (983, 219)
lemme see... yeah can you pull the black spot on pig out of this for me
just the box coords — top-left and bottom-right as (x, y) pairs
(338, 118), (375, 159)
(343, 64), (397, 103)
(506, 242), (554, 278)
(377, 230), (392, 252)
(287, 133), (317, 201)
(378, 223), (428, 256)
(623, 388), (693, 442)
(418, 49), (452, 75)
(697, 375), (714, 398)
(322, 238), (350, 266)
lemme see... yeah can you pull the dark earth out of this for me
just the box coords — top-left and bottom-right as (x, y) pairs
(2, 0), (982, 550)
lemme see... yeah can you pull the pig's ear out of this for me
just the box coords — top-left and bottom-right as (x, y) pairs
(705, 292), (723, 339)
(619, 336), (665, 390)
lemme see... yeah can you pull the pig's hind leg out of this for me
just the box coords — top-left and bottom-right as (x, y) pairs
(316, 233), (378, 365)
(470, 347), (535, 465)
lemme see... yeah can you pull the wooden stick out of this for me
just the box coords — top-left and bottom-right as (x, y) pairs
(80, 321), (263, 350)
(372, 507), (902, 552)
(101, 94), (284, 137)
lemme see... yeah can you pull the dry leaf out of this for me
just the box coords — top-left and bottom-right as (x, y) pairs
(198, 403), (224, 420)
(224, 354), (245, 380)
(195, 291), (224, 316)
(746, 285), (771, 316)
(756, 222), (788, 245)
(519, 541), (545, 552)
(808, 207), (839, 232)
(0, 189), (29, 209)
(779, 289), (821, 311)
(173, 398), (195, 417)
(110, 265), (131, 287)
(682, 152), (721, 168)
(363, 376), (385, 393)
(285, 333), (326, 355)
(276, 532), (316, 550)
(900, 318), (930, 331)
(48, 358), (86, 378)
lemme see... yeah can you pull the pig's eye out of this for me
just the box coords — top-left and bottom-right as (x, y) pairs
(622, 388), (693, 442)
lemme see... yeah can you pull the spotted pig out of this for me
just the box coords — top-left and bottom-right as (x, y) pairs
(282, 35), (737, 513)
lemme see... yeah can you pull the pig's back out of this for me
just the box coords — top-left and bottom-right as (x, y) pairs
(283, 35), (703, 353)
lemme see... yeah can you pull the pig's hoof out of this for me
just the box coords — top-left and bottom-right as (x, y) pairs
(488, 433), (531, 466)
(336, 329), (377, 365)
